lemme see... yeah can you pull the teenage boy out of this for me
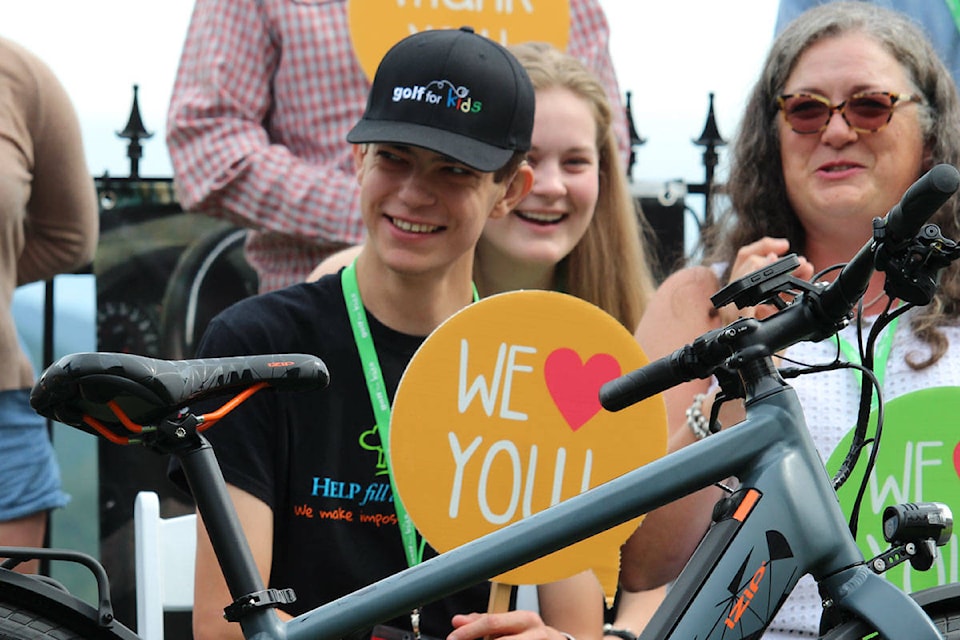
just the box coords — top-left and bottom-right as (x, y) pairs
(184, 27), (598, 640)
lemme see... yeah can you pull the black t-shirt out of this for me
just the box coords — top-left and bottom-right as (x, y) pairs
(176, 274), (489, 639)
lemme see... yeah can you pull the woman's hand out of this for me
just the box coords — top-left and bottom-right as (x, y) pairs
(448, 611), (568, 640)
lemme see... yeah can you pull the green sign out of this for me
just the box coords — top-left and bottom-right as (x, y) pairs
(827, 386), (960, 592)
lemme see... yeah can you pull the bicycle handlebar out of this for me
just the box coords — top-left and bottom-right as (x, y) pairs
(885, 163), (960, 244)
(600, 163), (960, 412)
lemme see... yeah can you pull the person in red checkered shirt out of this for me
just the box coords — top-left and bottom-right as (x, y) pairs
(166, 0), (629, 293)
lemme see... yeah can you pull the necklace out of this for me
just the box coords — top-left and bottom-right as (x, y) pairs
(859, 291), (888, 313)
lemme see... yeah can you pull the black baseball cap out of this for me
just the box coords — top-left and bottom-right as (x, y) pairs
(347, 27), (535, 172)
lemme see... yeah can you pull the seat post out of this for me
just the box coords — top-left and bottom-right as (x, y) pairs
(176, 437), (288, 638)
(176, 437), (265, 602)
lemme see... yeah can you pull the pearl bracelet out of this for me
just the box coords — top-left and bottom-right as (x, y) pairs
(602, 624), (636, 640)
(686, 393), (713, 439)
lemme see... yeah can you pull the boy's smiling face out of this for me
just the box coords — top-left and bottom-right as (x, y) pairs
(355, 143), (531, 276)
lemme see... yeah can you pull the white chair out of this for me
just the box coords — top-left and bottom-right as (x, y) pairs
(515, 585), (540, 612)
(134, 491), (197, 640)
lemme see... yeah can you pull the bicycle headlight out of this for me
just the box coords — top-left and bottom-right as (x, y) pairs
(882, 502), (953, 547)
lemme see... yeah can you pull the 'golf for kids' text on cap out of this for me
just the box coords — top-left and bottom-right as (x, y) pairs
(347, 26), (535, 172)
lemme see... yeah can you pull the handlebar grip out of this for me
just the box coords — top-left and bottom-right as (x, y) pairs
(600, 351), (685, 412)
(885, 163), (960, 245)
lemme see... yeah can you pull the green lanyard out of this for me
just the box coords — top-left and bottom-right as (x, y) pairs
(341, 260), (424, 568)
(835, 316), (899, 409)
(946, 0), (960, 35)
(341, 260), (480, 569)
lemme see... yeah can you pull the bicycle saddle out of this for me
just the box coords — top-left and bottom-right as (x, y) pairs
(30, 352), (329, 433)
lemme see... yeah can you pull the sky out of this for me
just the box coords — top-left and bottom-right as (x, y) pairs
(3, 1), (781, 200)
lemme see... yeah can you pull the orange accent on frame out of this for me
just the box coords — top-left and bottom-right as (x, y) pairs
(732, 489), (762, 522)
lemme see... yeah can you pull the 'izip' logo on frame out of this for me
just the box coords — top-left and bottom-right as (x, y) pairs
(725, 561), (768, 629)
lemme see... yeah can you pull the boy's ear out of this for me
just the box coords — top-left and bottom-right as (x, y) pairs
(490, 163), (534, 220)
(352, 144), (368, 183)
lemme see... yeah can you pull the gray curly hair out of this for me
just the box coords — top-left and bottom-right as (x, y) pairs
(706, 0), (960, 368)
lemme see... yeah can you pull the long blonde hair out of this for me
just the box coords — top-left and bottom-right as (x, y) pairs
(508, 41), (656, 331)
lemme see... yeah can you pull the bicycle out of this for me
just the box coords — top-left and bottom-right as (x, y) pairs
(3, 164), (960, 639)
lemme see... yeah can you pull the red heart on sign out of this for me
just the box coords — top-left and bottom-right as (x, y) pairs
(544, 348), (621, 431)
(954, 441), (960, 481)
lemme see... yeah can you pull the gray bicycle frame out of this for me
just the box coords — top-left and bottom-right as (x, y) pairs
(200, 358), (941, 640)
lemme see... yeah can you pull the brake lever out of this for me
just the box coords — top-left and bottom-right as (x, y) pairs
(705, 366), (743, 435)
(878, 223), (960, 305)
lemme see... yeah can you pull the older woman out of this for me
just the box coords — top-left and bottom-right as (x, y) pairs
(619, 2), (960, 637)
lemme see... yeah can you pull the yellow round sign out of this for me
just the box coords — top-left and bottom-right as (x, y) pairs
(347, 0), (571, 80)
(389, 291), (667, 599)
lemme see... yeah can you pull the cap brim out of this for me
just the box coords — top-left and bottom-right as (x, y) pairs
(347, 119), (514, 172)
